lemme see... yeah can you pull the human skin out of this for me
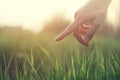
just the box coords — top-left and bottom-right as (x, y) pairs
(55, 0), (112, 46)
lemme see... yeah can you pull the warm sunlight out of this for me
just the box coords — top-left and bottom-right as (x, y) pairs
(0, 1), (120, 79)
(0, 0), (119, 32)
(0, 0), (89, 32)
(107, 0), (120, 28)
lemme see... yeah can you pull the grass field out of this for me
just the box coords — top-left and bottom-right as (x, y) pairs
(0, 34), (120, 80)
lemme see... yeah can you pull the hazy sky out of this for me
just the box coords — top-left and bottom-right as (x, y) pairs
(0, 0), (119, 32)
(0, 0), (89, 32)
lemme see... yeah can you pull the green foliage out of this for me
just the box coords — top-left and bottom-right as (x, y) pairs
(0, 26), (120, 80)
(0, 33), (120, 80)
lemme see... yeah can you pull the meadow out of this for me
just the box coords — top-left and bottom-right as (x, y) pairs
(0, 28), (120, 80)
(0, 15), (120, 80)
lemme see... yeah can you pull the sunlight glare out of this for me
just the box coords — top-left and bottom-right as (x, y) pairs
(107, 0), (120, 28)
(0, 0), (89, 32)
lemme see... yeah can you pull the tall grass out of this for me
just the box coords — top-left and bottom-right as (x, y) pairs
(0, 36), (120, 80)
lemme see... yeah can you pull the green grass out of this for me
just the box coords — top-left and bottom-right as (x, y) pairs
(0, 36), (120, 80)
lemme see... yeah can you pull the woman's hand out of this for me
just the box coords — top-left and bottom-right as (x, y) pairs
(55, 0), (111, 46)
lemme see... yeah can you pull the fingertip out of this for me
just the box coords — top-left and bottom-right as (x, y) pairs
(54, 36), (60, 41)
(54, 36), (61, 41)
(54, 34), (65, 41)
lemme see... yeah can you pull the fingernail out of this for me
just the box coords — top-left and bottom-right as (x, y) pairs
(54, 35), (61, 41)
(54, 36), (59, 41)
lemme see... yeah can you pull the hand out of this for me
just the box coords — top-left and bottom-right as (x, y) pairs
(54, 0), (108, 46)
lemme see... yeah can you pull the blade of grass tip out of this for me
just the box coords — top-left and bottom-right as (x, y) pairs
(3, 51), (6, 70)
(81, 54), (86, 76)
(30, 48), (34, 67)
(24, 52), (33, 70)
(55, 58), (60, 79)
(5, 53), (13, 75)
(23, 61), (31, 80)
(24, 51), (41, 79)
(24, 52), (37, 74)
(36, 58), (44, 71)
(71, 55), (76, 80)
(86, 51), (94, 79)
(38, 44), (50, 58)
(14, 65), (19, 80)
(6, 54), (13, 72)
(110, 62), (115, 77)
(0, 66), (3, 80)
(107, 48), (116, 77)
(20, 74), (23, 80)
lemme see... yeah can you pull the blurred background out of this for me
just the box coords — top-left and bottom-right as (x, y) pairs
(0, 0), (120, 80)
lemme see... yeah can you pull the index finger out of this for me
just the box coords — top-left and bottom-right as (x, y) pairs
(55, 19), (84, 41)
